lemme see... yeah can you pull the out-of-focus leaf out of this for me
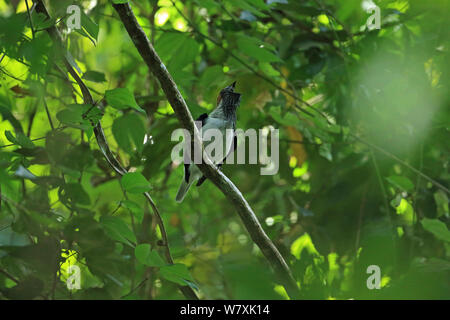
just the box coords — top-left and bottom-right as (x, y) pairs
(135, 244), (166, 267)
(112, 113), (145, 154)
(421, 219), (450, 242)
(82, 71), (106, 82)
(121, 172), (151, 194)
(386, 176), (414, 192)
(101, 216), (136, 246)
(269, 107), (298, 126)
(434, 190), (449, 217)
(237, 35), (282, 63)
(80, 10), (99, 41)
(61, 183), (91, 205)
(105, 88), (144, 113)
(291, 233), (320, 259)
(0, 276), (44, 300)
(4, 130), (35, 149)
(159, 263), (195, 286)
(121, 200), (144, 223)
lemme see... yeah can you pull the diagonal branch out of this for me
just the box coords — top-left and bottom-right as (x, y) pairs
(32, 0), (198, 300)
(112, 3), (302, 299)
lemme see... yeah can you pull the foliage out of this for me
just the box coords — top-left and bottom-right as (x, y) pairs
(0, 0), (449, 300)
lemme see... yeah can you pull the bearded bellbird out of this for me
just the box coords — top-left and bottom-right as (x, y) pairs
(175, 81), (241, 202)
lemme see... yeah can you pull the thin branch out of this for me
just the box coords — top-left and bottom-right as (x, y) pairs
(112, 2), (302, 299)
(33, 0), (198, 300)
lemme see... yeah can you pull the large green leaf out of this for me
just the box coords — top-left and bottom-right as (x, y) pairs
(386, 176), (414, 192)
(60, 183), (91, 205)
(237, 35), (282, 63)
(82, 70), (106, 83)
(105, 88), (145, 112)
(112, 113), (146, 154)
(121, 172), (151, 194)
(121, 200), (144, 223)
(159, 263), (195, 286)
(100, 216), (137, 246)
(421, 219), (450, 242)
(4, 130), (35, 149)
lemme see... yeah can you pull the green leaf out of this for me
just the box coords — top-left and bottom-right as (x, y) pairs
(290, 233), (320, 259)
(56, 104), (102, 130)
(62, 183), (91, 205)
(386, 176), (414, 192)
(112, 0), (129, 3)
(112, 113), (146, 154)
(237, 35), (282, 63)
(159, 263), (195, 286)
(105, 88), (144, 112)
(155, 32), (187, 60)
(170, 37), (200, 70)
(319, 143), (333, 161)
(32, 12), (55, 30)
(268, 107), (298, 126)
(101, 216), (137, 246)
(82, 71), (106, 83)
(434, 190), (449, 217)
(5, 130), (35, 148)
(134, 244), (166, 267)
(228, 0), (268, 17)
(121, 200), (144, 223)
(421, 218), (450, 242)
(155, 32), (200, 70)
(56, 107), (90, 131)
(80, 10), (99, 41)
(121, 172), (151, 193)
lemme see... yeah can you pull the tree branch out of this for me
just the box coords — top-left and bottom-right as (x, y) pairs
(32, 0), (198, 300)
(112, 3), (302, 299)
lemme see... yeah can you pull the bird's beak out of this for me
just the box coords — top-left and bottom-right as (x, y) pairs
(231, 81), (236, 88)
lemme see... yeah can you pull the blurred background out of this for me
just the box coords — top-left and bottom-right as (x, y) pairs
(0, 0), (449, 299)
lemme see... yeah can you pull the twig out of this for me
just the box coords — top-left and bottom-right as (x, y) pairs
(112, 2), (301, 299)
(0, 268), (19, 284)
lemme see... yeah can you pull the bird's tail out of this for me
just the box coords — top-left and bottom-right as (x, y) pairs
(175, 178), (194, 203)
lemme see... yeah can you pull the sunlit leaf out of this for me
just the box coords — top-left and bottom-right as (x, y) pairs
(135, 244), (166, 267)
(121, 172), (151, 194)
(105, 88), (145, 113)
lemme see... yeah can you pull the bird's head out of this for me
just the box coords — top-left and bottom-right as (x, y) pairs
(216, 81), (241, 119)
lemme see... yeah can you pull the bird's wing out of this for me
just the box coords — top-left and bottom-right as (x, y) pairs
(185, 113), (209, 183)
(196, 113), (209, 128)
(196, 127), (237, 187)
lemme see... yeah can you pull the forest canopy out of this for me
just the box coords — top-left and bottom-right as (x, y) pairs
(0, 0), (449, 300)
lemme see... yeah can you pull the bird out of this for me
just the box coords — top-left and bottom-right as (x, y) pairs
(175, 81), (241, 203)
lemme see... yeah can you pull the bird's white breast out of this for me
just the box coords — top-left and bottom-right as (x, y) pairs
(201, 117), (234, 164)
